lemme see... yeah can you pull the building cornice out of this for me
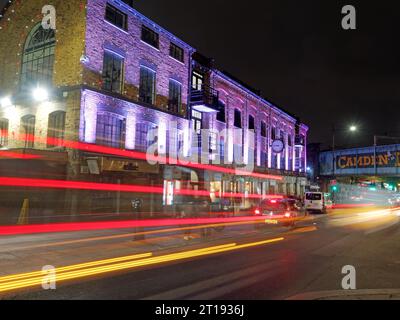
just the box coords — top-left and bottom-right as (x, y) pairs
(111, 0), (196, 53)
(213, 69), (297, 123)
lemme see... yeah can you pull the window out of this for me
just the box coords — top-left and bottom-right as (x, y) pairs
(248, 115), (255, 131)
(288, 135), (292, 146)
(135, 122), (157, 152)
(0, 119), (8, 147)
(21, 115), (35, 148)
(21, 24), (55, 89)
(47, 111), (66, 148)
(139, 66), (156, 104)
(168, 80), (182, 113)
(96, 113), (125, 148)
(306, 193), (322, 201)
(102, 51), (124, 93)
(271, 127), (276, 140)
(192, 71), (204, 91)
(105, 4), (127, 30)
(192, 110), (202, 134)
(234, 109), (242, 128)
(141, 26), (159, 48)
(170, 43), (184, 62)
(261, 122), (267, 137)
(216, 100), (226, 123)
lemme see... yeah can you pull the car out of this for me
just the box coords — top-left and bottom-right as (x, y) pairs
(253, 197), (299, 228)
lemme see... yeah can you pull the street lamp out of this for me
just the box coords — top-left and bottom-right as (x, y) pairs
(33, 87), (49, 102)
(0, 96), (12, 108)
(332, 124), (358, 176)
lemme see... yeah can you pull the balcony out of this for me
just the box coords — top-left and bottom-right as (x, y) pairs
(190, 84), (220, 113)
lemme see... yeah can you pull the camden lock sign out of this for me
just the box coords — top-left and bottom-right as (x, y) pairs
(336, 151), (400, 169)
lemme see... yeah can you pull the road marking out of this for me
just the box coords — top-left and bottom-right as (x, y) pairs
(0, 238), (284, 294)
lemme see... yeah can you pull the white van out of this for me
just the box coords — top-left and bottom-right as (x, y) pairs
(305, 192), (330, 213)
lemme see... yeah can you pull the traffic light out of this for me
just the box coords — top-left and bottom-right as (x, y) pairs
(331, 185), (339, 192)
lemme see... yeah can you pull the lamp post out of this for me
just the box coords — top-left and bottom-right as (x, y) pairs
(332, 124), (358, 177)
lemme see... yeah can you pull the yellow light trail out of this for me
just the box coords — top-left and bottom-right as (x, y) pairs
(0, 252), (153, 283)
(0, 238), (283, 294)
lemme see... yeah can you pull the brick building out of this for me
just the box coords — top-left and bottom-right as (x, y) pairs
(0, 0), (308, 222)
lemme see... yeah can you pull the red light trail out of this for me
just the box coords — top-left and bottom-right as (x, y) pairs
(14, 134), (284, 181)
(0, 176), (284, 200)
(0, 215), (271, 236)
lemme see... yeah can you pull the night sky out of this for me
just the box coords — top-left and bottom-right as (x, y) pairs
(1, 0), (400, 149)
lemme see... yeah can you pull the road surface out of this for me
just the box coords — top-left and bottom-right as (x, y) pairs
(1, 207), (400, 300)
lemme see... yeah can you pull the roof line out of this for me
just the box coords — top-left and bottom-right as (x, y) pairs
(113, 0), (195, 52)
(213, 69), (297, 123)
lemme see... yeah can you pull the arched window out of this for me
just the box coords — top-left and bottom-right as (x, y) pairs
(0, 118), (9, 147)
(47, 111), (66, 148)
(21, 115), (36, 148)
(21, 23), (56, 89)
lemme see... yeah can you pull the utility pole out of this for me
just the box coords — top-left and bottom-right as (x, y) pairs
(332, 124), (336, 177)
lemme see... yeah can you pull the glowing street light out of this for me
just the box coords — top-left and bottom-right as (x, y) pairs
(0, 96), (12, 108)
(349, 125), (357, 132)
(33, 87), (49, 102)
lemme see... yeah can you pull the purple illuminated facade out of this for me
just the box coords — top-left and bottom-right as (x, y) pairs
(0, 0), (309, 216)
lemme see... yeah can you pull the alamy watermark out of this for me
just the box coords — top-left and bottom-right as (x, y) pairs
(341, 5), (356, 30)
(41, 5), (56, 30)
(143, 125), (260, 174)
(42, 265), (56, 290)
(341, 265), (356, 290)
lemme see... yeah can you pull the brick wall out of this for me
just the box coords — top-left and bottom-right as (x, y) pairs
(0, 0), (87, 94)
(210, 71), (297, 170)
(83, 0), (192, 117)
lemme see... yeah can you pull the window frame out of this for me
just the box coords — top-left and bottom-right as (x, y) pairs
(234, 109), (242, 128)
(105, 3), (128, 30)
(20, 23), (56, 90)
(168, 79), (182, 113)
(169, 43), (184, 63)
(261, 121), (267, 138)
(141, 25), (159, 49)
(47, 111), (66, 148)
(0, 118), (9, 147)
(139, 66), (156, 105)
(102, 50), (124, 94)
(248, 115), (255, 131)
(21, 115), (36, 149)
(96, 112), (126, 149)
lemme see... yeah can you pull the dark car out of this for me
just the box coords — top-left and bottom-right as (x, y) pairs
(253, 197), (299, 228)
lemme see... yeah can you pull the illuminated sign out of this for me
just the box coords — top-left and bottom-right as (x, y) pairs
(336, 151), (400, 169)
